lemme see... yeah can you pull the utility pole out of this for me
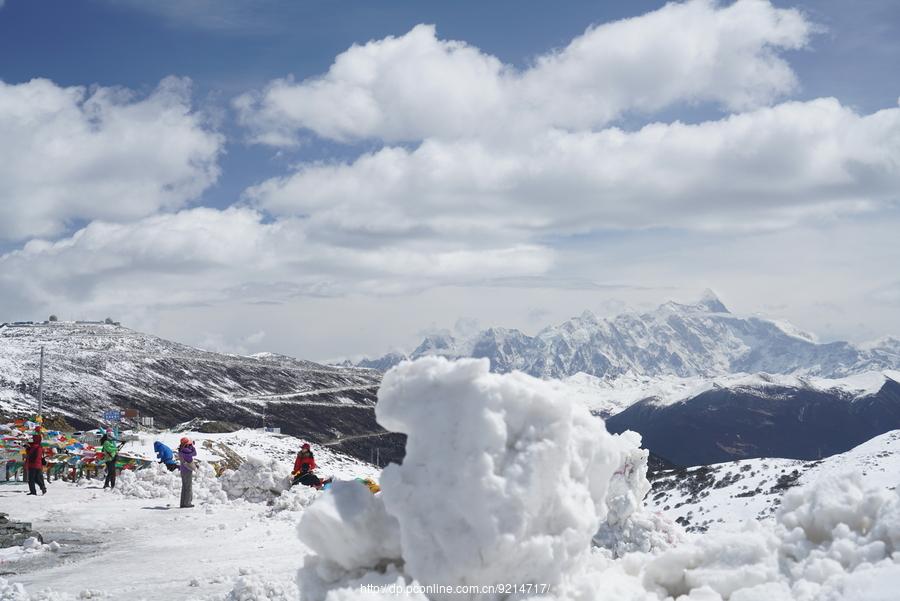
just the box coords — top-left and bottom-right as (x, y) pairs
(37, 346), (45, 416)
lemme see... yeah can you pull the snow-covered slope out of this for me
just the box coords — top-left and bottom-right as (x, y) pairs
(0, 322), (399, 463)
(648, 429), (900, 533)
(560, 369), (900, 416)
(605, 372), (900, 465)
(358, 291), (900, 379)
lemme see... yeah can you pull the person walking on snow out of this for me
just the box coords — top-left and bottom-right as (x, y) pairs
(153, 441), (178, 471)
(100, 434), (122, 489)
(178, 437), (197, 508)
(25, 434), (46, 495)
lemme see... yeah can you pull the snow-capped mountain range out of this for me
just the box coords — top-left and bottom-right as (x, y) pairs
(358, 291), (900, 379)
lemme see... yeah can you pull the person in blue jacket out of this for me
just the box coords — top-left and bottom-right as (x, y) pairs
(153, 441), (178, 472)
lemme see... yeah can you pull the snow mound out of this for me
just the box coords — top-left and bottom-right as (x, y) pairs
(294, 357), (900, 600)
(0, 576), (79, 600)
(112, 457), (292, 505)
(224, 573), (298, 601)
(375, 357), (625, 596)
(112, 462), (228, 504)
(298, 479), (401, 572)
(220, 455), (292, 503)
(0, 537), (62, 564)
(266, 484), (320, 517)
(593, 431), (683, 557)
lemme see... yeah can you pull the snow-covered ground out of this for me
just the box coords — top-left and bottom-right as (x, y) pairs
(2, 358), (899, 600)
(1, 429), (378, 600)
(648, 430), (900, 532)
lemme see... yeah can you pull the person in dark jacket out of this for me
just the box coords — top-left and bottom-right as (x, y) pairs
(178, 437), (197, 508)
(292, 443), (323, 488)
(25, 434), (46, 495)
(153, 441), (178, 471)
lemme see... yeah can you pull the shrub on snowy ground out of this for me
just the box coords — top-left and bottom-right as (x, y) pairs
(593, 432), (683, 557)
(375, 357), (627, 597)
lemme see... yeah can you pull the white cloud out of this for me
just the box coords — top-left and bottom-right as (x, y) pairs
(236, 0), (813, 144)
(0, 207), (553, 316)
(245, 98), (900, 236)
(102, 0), (277, 31)
(0, 76), (222, 241)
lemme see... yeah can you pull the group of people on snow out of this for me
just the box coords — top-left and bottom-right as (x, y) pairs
(21, 430), (130, 495)
(23, 432), (327, 505)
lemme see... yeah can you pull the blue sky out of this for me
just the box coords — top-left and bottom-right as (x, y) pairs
(1, 0), (899, 359)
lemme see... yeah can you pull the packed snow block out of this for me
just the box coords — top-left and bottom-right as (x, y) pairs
(298, 479), (402, 572)
(375, 357), (622, 596)
(641, 524), (780, 599)
(220, 455), (291, 503)
(593, 431), (682, 556)
(777, 472), (900, 576)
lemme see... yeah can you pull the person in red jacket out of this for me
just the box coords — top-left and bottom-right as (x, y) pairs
(25, 434), (46, 495)
(292, 443), (322, 488)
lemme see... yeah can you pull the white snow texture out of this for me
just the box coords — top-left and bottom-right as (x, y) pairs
(296, 357), (900, 600)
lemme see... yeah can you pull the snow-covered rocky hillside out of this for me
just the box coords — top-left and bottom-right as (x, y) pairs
(605, 371), (900, 465)
(0, 321), (399, 463)
(358, 291), (900, 379)
(648, 429), (900, 534)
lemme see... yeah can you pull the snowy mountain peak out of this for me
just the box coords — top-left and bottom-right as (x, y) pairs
(358, 292), (900, 380)
(697, 289), (729, 314)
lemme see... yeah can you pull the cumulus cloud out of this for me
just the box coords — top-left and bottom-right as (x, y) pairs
(0, 76), (222, 241)
(0, 208), (553, 316)
(236, 0), (813, 144)
(246, 98), (900, 236)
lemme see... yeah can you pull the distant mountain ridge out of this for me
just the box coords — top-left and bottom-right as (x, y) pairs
(357, 291), (900, 379)
(0, 322), (402, 463)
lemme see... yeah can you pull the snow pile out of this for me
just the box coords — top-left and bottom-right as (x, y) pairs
(373, 358), (625, 594)
(112, 456), (293, 504)
(220, 455), (292, 503)
(593, 431), (683, 557)
(0, 537), (62, 563)
(775, 472), (900, 599)
(635, 472), (900, 600)
(0, 576), (74, 600)
(224, 572), (299, 601)
(111, 464), (180, 499)
(298, 479), (401, 572)
(112, 462), (228, 504)
(266, 483), (320, 517)
(294, 357), (900, 600)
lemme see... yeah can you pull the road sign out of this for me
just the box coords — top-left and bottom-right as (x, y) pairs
(103, 410), (122, 422)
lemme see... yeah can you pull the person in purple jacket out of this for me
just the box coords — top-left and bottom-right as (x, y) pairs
(177, 437), (197, 508)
